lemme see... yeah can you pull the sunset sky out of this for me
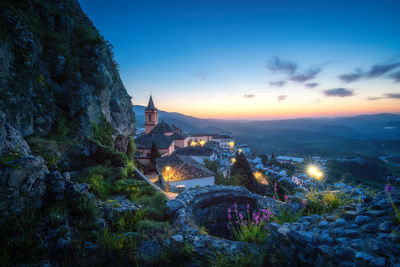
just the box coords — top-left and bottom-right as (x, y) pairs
(79, 0), (400, 119)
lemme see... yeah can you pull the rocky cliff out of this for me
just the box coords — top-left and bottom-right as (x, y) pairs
(0, 0), (135, 216)
(0, 0), (135, 152)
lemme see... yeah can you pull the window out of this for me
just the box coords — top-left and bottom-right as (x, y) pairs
(146, 152), (150, 157)
(148, 114), (152, 122)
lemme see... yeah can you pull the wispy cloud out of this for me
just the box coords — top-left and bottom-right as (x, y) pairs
(339, 62), (400, 83)
(305, 82), (319, 89)
(194, 72), (207, 82)
(290, 66), (321, 83)
(278, 95), (287, 102)
(269, 80), (286, 88)
(243, 94), (255, 98)
(266, 57), (297, 75)
(323, 88), (355, 97)
(383, 93), (400, 99)
(311, 98), (321, 103)
(366, 96), (383, 101)
(390, 71), (400, 82)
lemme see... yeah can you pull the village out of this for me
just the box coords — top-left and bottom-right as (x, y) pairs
(134, 96), (327, 195)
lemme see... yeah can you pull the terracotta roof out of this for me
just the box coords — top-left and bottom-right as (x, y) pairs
(175, 146), (215, 156)
(150, 120), (174, 134)
(135, 133), (173, 149)
(170, 132), (188, 140)
(156, 153), (215, 180)
(145, 95), (157, 111)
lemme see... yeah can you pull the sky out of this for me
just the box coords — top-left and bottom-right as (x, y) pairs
(78, 0), (400, 120)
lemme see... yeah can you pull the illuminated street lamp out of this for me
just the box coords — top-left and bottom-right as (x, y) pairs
(307, 165), (323, 191)
(165, 166), (171, 183)
(238, 148), (243, 153)
(190, 141), (197, 146)
(228, 141), (235, 148)
(231, 158), (236, 164)
(199, 140), (206, 146)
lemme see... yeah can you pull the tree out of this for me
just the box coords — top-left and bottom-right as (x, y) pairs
(126, 136), (136, 160)
(150, 142), (161, 165)
(258, 154), (269, 165)
(230, 152), (255, 190)
(204, 158), (225, 183)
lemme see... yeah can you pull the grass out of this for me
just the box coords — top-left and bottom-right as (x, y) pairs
(91, 116), (114, 147)
(212, 248), (265, 267)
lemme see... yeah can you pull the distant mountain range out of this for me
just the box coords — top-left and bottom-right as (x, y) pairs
(134, 105), (400, 157)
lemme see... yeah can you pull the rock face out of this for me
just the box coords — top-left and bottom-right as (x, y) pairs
(0, 111), (48, 217)
(0, 0), (135, 152)
(266, 190), (400, 267)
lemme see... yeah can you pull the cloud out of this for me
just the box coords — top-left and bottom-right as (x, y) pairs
(338, 70), (364, 83)
(194, 72), (207, 82)
(383, 93), (400, 99)
(266, 57), (297, 75)
(243, 94), (255, 98)
(366, 63), (400, 78)
(305, 83), (319, 89)
(366, 96), (383, 101)
(278, 95), (287, 102)
(390, 71), (400, 82)
(290, 66), (321, 83)
(339, 62), (400, 83)
(323, 88), (355, 97)
(269, 80), (286, 88)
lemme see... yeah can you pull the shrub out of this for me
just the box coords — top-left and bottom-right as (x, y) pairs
(109, 209), (145, 234)
(134, 193), (167, 221)
(136, 219), (169, 232)
(304, 188), (354, 215)
(126, 136), (136, 160)
(91, 116), (114, 147)
(89, 174), (110, 199)
(111, 151), (128, 167)
(67, 195), (98, 226)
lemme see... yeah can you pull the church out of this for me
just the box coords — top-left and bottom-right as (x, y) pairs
(135, 96), (189, 166)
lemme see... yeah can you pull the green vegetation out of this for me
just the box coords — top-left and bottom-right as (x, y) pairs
(212, 249), (265, 267)
(91, 116), (114, 147)
(0, 151), (21, 168)
(150, 142), (161, 166)
(126, 136), (136, 160)
(326, 157), (387, 188)
(204, 158), (225, 183)
(0, 194), (98, 266)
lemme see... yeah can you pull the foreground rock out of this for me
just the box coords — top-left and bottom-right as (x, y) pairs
(0, 111), (48, 217)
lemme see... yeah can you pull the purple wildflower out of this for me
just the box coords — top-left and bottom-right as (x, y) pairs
(239, 212), (244, 220)
(227, 223), (231, 230)
(228, 214), (232, 220)
(284, 195), (288, 202)
(227, 207), (231, 213)
(385, 184), (395, 193)
(273, 196), (276, 200)
(246, 203), (250, 209)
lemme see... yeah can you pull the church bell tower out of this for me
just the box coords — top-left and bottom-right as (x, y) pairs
(145, 95), (158, 134)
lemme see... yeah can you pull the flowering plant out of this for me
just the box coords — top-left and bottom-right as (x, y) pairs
(227, 203), (275, 244)
(385, 184), (399, 224)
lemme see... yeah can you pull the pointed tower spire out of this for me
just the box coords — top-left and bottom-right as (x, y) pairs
(145, 94), (158, 133)
(146, 95), (157, 111)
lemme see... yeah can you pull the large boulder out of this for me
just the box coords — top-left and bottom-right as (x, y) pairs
(0, 111), (48, 217)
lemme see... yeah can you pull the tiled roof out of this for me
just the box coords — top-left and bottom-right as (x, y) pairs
(150, 120), (174, 133)
(175, 146), (215, 156)
(135, 133), (174, 149)
(145, 95), (157, 111)
(156, 153), (215, 180)
(212, 135), (233, 139)
(170, 132), (188, 140)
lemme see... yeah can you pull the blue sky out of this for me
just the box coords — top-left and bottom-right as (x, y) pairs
(79, 0), (400, 119)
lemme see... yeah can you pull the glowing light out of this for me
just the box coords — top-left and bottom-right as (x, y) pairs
(307, 165), (323, 181)
(231, 158), (236, 163)
(199, 140), (206, 146)
(238, 149), (243, 153)
(254, 172), (262, 179)
(190, 141), (197, 146)
(166, 166), (171, 171)
(228, 141), (235, 148)
(307, 166), (317, 177)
